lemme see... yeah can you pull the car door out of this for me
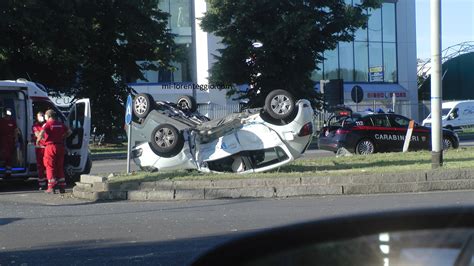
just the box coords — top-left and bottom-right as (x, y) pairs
(369, 114), (399, 152)
(65, 99), (91, 175)
(463, 105), (474, 134)
(412, 122), (431, 150)
(389, 115), (424, 151)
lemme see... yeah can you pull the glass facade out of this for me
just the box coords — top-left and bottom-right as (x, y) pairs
(137, 0), (195, 83)
(313, 1), (398, 83)
(339, 42), (354, 81)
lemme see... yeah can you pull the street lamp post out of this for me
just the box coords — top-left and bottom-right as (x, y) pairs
(430, 0), (443, 168)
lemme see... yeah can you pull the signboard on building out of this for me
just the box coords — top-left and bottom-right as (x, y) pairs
(369, 66), (384, 82)
(367, 91), (407, 99)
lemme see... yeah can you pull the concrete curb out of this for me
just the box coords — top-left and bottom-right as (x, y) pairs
(73, 169), (474, 201)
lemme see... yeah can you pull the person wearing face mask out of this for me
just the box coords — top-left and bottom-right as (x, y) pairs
(32, 111), (47, 190)
(36, 109), (72, 194)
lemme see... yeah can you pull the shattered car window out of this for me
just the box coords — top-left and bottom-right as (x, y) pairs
(249, 147), (289, 169)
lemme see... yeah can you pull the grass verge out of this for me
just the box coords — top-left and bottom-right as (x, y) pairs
(107, 147), (474, 184)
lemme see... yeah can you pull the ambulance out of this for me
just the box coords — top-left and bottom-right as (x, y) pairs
(0, 79), (91, 181)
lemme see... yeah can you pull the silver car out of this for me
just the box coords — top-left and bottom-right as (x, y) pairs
(128, 90), (315, 173)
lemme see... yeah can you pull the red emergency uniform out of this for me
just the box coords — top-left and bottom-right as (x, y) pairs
(0, 117), (17, 172)
(32, 122), (46, 188)
(42, 119), (68, 190)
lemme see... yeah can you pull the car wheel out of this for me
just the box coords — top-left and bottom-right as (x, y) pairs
(355, 139), (375, 155)
(150, 124), (184, 158)
(264, 90), (295, 120)
(445, 125), (453, 131)
(442, 137), (453, 150)
(177, 95), (198, 112)
(133, 93), (154, 118)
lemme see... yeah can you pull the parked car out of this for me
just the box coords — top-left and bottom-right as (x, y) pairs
(318, 107), (459, 155)
(422, 100), (474, 133)
(127, 90), (315, 173)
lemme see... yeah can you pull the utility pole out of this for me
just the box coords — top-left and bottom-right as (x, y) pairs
(430, 0), (443, 168)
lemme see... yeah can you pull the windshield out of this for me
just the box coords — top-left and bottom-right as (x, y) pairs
(427, 108), (452, 119)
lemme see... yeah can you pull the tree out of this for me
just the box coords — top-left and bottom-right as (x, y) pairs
(0, 0), (175, 140)
(201, 0), (381, 108)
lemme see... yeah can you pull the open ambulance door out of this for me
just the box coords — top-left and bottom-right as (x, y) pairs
(65, 99), (91, 178)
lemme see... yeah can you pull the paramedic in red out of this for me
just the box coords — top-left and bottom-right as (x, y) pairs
(32, 111), (47, 190)
(0, 108), (19, 176)
(37, 109), (71, 194)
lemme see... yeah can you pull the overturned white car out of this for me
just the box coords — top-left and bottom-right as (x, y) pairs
(128, 90), (314, 173)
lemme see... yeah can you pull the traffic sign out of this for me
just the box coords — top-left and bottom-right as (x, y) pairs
(125, 94), (132, 125)
(351, 85), (364, 103)
(125, 94), (133, 174)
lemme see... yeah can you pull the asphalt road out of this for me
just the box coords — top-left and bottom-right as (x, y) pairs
(1, 188), (474, 265)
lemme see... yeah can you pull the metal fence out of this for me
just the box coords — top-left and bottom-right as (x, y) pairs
(197, 101), (435, 132)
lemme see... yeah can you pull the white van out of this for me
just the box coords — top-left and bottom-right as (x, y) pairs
(422, 100), (474, 133)
(0, 79), (91, 181)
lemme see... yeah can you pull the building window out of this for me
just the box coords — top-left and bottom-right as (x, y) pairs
(311, 61), (324, 81)
(368, 7), (382, 42)
(382, 3), (396, 42)
(323, 48), (339, 80)
(136, 0), (195, 84)
(170, 0), (192, 31)
(339, 42), (354, 81)
(315, 1), (397, 84)
(354, 42), (369, 82)
(369, 42), (383, 82)
(383, 42), (397, 82)
(354, 20), (368, 42)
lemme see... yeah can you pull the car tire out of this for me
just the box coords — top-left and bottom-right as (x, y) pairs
(264, 90), (295, 120)
(133, 93), (155, 118)
(177, 95), (198, 112)
(150, 124), (184, 158)
(445, 125), (453, 131)
(355, 139), (376, 155)
(442, 137), (454, 151)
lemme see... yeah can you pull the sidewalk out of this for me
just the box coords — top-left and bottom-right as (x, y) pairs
(73, 168), (474, 201)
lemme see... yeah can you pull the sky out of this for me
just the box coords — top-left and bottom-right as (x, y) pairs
(416, 0), (474, 60)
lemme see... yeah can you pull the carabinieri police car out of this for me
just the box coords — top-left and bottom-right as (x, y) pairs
(318, 107), (459, 155)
